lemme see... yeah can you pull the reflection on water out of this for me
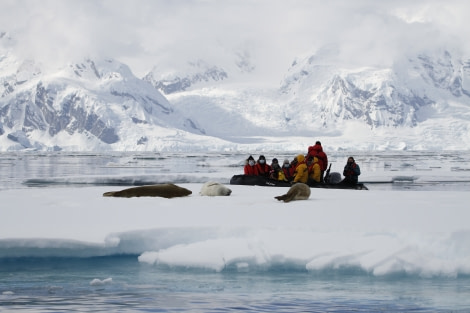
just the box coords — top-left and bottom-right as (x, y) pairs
(1, 256), (469, 313)
(0, 151), (469, 191)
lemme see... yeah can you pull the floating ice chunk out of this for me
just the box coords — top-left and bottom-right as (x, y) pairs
(90, 277), (113, 286)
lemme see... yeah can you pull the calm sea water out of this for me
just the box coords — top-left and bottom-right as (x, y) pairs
(2, 256), (470, 312)
(1, 151), (470, 312)
(1, 150), (469, 190)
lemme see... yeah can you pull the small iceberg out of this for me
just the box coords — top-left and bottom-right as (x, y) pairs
(90, 277), (113, 286)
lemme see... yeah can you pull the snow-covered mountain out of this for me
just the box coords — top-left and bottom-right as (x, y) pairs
(143, 60), (228, 95)
(278, 49), (470, 130)
(162, 49), (470, 150)
(1, 30), (469, 151)
(0, 43), (211, 151)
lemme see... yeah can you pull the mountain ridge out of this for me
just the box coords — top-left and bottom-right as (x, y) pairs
(1, 36), (469, 151)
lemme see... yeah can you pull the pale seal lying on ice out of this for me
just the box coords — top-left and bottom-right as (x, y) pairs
(103, 183), (192, 198)
(199, 181), (232, 196)
(274, 183), (311, 202)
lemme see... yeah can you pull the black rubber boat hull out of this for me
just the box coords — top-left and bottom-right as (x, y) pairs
(229, 175), (368, 190)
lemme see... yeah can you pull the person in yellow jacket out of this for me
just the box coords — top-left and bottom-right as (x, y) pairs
(307, 156), (321, 184)
(269, 158), (288, 181)
(292, 154), (309, 184)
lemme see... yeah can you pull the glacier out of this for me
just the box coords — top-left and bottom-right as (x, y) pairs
(1, 31), (469, 152)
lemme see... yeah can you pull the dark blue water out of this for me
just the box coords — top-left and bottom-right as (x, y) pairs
(2, 256), (469, 312)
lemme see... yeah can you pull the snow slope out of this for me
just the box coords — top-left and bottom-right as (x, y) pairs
(1, 30), (469, 151)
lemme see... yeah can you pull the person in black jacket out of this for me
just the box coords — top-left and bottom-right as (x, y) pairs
(341, 156), (361, 185)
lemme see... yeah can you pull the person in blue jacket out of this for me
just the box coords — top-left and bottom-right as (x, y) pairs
(341, 156), (361, 185)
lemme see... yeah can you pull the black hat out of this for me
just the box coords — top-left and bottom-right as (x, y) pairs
(272, 158), (278, 163)
(247, 155), (254, 161)
(315, 141), (321, 145)
(259, 155), (266, 160)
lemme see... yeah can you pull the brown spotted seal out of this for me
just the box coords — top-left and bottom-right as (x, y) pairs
(274, 183), (311, 203)
(103, 183), (192, 198)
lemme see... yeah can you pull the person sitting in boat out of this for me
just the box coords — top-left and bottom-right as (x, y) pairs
(269, 158), (287, 181)
(282, 158), (295, 182)
(244, 155), (257, 175)
(292, 154), (308, 184)
(307, 156), (321, 185)
(255, 155), (271, 177)
(340, 156), (361, 185)
(307, 141), (328, 182)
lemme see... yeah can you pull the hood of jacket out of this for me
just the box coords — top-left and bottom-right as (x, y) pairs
(309, 144), (323, 153)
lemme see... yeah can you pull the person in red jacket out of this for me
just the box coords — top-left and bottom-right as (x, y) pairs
(255, 155), (271, 177)
(282, 158), (295, 182)
(307, 141), (328, 182)
(244, 155), (257, 175)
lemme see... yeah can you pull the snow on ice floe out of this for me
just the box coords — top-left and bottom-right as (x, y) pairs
(1, 152), (470, 277)
(1, 184), (470, 278)
(135, 227), (470, 277)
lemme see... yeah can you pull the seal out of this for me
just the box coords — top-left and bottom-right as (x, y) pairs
(199, 181), (232, 196)
(103, 183), (192, 198)
(274, 183), (311, 203)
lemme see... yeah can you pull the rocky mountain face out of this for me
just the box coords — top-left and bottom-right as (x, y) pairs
(143, 60), (228, 95)
(278, 50), (470, 131)
(0, 52), (204, 150)
(1, 30), (469, 151)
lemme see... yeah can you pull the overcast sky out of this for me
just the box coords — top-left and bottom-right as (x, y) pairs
(1, 0), (469, 82)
